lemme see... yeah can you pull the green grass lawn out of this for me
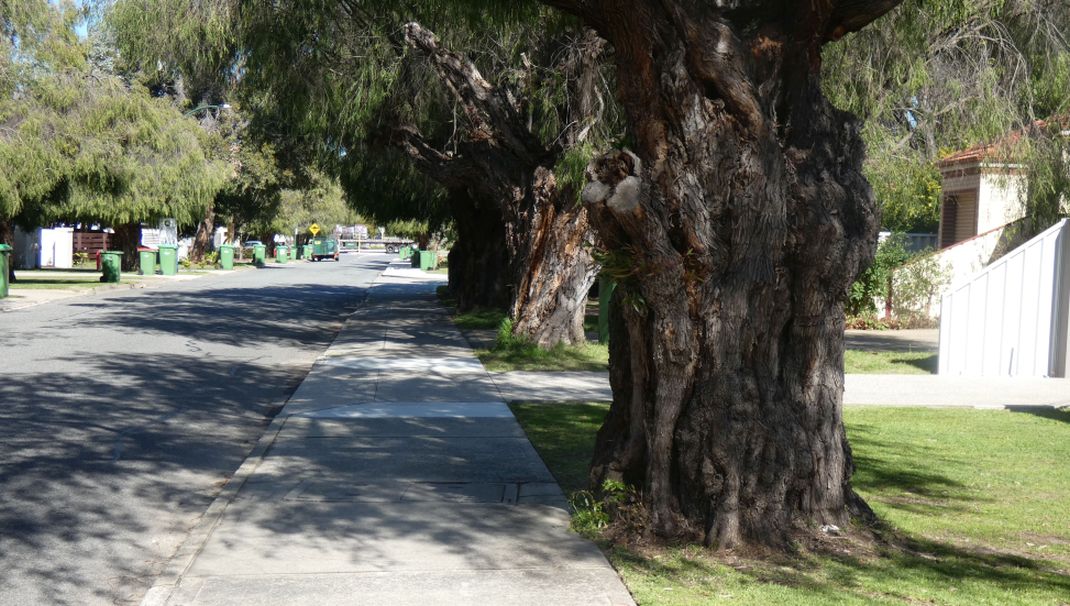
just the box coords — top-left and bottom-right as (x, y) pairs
(438, 285), (936, 374)
(479, 341), (610, 372)
(452, 307), (507, 330)
(511, 402), (1070, 605)
(844, 350), (938, 374)
(477, 344), (933, 374)
(438, 287), (610, 371)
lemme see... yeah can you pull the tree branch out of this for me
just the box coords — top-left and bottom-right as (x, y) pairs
(829, 0), (907, 40)
(389, 124), (469, 188)
(402, 21), (543, 160)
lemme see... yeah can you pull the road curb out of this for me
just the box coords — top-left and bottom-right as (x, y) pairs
(0, 271), (225, 312)
(139, 411), (292, 606)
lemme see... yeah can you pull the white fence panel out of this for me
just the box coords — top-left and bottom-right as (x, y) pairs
(938, 219), (1070, 377)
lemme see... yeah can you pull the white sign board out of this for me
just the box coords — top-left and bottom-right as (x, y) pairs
(158, 218), (178, 246)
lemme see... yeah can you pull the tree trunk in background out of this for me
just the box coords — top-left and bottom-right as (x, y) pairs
(226, 218), (239, 258)
(1, 220), (15, 283)
(110, 222), (141, 271)
(400, 23), (601, 347)
(447, 190), (511, 310)
(548, 0), (902, 548)
(190, 205), (215, 263)
(508, 168), (598, 346)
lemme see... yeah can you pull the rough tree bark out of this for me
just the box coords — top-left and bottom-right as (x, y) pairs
(398, 23), (601, 347)
(189, 205), (215, 263)
(535, 0), (903, 548)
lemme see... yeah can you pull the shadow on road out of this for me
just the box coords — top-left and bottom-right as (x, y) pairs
(0, 352), (303, 604)
(0, 265), (385, 605)
(65, 281), (367, 348)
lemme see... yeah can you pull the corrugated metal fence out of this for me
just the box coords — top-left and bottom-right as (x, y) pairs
(938, 219), (1070, 377)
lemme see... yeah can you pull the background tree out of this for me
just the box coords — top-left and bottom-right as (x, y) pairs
(1, 0), (225, 268)
(205, 106), (289, 247)
(1018, 122), (1070, 236)
(247, 169), (362, 245)
(108, 0), (248, 262)
(823, 0), (1070, 234)
(233, 1), (617, 346)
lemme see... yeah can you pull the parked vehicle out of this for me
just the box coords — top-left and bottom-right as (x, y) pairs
(310, 237), (340, 261)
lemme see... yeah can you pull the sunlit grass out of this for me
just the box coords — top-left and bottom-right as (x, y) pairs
(478, 340), (609, 372)
(844, 350), (937, 374)
(511, 403), (1070, 605)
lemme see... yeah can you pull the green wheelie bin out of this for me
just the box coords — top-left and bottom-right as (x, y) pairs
(0, 243), (11, 298)
(219, 244), (235, 270)
(253, 243), (267, 266)
(276, 245), (289, 264)
(139, 249), (157, 275)
(100, 251), (123, 283)
(418, 250), (437, 271)
(159, 244), (179, 275)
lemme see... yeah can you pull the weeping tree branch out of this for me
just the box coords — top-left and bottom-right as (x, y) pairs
(389, 124), (471, 189)
(402, 21), (544, 161)
(555, 27), (608, 149)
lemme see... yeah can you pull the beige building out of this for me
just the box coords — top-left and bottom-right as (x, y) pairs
(937, 145), (1027, 249)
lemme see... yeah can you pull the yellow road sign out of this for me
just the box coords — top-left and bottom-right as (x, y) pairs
(309, 223), (321, 236)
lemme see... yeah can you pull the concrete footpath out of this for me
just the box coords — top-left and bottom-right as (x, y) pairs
(142, 267), (634, 605)
(491, 371), (1070, 408)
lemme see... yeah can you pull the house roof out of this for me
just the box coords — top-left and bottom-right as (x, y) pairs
(938, 117), (1068, 168)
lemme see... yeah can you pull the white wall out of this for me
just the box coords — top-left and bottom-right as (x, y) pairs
(141, 228), (161, 248)
(939, 219), (1070, 377)
(12, 227), (74, 269)
(39, 228), (74, 269)
(929, 222), (1010, 290)
(212, 226), (228, 248)
(977, 170), (1027, 234)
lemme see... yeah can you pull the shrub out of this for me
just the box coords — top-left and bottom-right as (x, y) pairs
(891, 253), (951, 321)
(847, 234), (910, 316)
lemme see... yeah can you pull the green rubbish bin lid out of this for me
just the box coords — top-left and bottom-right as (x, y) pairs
(0, 244), (11, 252)
(159, 243), (178, 249)
(104, 250), (123, 255)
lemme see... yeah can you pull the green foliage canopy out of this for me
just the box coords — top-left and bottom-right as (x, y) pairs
(1, 0), (226, 228)
(824, 0), (1070, 233)
(247, 169), (360, 238)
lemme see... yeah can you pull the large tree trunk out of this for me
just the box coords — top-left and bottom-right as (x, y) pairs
(399, 24), (602, 346)
(543, 1), (903, 549)
(444, 171), (597, 346)
(190, 205), (215, 263)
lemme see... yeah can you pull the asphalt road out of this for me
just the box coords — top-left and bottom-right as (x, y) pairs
(0, 253), (391, 605)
